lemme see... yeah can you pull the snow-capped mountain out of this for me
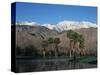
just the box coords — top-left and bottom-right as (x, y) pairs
(16, 20), (97, 32)
(42, 21), (97, 32)
(16, 21), (39, 26)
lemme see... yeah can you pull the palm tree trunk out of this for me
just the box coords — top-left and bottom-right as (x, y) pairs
(55, 44), (58, 58)
(69, 50), (72, 58)
(43, 48), (46, 58)
(69, 40), (73, 58)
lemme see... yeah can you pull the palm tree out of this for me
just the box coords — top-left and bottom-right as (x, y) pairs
(72, 32), (80, 60)
(54, 38), (60, 57)
(48, 37), (54, 50)
(67, 30), (85, 58)
(47, 37), (54, 57)
(42, 40), (48, 58)
(79, 34), (85, 48)
(69, 39), (74, 57)
(78, 34), (85, 55)
(67, 30), (75, 58)
(48, 37), (54, 44)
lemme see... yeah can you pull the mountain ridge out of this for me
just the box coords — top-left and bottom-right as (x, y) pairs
(15, 20), (97, 32)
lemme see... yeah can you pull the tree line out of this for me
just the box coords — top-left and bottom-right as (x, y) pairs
(16, 30), (86, 59)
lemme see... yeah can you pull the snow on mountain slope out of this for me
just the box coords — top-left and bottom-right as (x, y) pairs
(16, 20), (97, 32)
(16, 21), (39, 26)
(42, 21), (97, 32)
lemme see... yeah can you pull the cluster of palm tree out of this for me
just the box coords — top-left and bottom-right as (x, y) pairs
(42, 37), (60, 58)
(41, 30), (85, 59)
(16, 30), (85, 60)
(67, 30), (85, 59)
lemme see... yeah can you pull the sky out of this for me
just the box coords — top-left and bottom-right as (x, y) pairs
(12, 2), (97, 24)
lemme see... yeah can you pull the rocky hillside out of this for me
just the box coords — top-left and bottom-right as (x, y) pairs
(15, 25), (58, 48)
(12, 25), (97, 55)
(56, 28), (97, 55)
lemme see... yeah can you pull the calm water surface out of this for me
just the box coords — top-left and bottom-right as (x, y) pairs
(16, 59), (97, 72)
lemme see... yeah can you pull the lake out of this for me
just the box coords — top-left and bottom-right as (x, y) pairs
(16, 57), (97, 73)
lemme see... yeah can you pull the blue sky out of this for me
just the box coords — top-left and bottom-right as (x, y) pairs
(14, 2), (97, 24)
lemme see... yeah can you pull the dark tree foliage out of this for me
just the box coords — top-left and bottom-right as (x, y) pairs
(16, 45), (39, 58)
(16, 46), (23, 56)
(24, 45), (38, 56)
(48, 37), (54, 44)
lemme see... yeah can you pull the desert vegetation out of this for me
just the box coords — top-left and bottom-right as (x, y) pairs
(13, 25), (97, 72)
(15, 28), (96, 60)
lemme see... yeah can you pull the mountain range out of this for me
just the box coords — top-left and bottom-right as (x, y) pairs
(16, 20), (97, 32)
(12, 21), (97, 55)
